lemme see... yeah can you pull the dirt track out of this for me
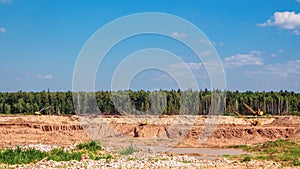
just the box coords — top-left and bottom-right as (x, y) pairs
(0, 115), (299, 148)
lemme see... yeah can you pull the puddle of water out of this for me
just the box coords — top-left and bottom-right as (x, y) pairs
(137, 146), (247, 160)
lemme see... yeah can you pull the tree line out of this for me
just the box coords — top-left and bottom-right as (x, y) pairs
(0, 89), (299, 115)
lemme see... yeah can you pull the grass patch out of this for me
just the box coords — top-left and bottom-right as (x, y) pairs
(89, 153), (113, 162)
(77, 140), (111, 162)
(47, 148), (82, 162)
(127, 157), (137, 161)
(227, 144), (249, 149)
(241, 155), (251, 162)
(182, 160), (191, 163)
(76, 140), (102, 152)
(294, 159), (300, 166)
(0, 141), (105, 165)
(223, 154), (234, 160)
(0, 147), (47, 165)
(119, 143), (137, 155)
(224, 139), (300, 166)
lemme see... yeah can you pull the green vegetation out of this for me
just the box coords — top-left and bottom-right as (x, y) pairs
(75, 141), (113, 162)
(225, 139), (300, 166)
(47, 148), (82, 162)
(127, 157), (138, 161)
(0, 147), (82, 165)
(0, 147), (47, 165)
(79, 141), (113, 162)
(0, 89), (300, 115)
(88, 153), (113, 163)
(182, 160), (192, 163)
(0, 141), (111, 165)
(76, 140), (102, 152)
(119, 143), (137, 155)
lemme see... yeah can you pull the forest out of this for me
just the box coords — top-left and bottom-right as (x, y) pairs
(0, 89), (299, 116)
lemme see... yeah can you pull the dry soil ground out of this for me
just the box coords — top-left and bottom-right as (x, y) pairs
(0, 115), (299, 148)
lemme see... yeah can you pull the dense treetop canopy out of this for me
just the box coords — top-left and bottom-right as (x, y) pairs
(0, 90), (299, 116)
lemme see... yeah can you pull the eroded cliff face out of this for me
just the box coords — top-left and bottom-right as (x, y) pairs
(0, 115), (299, 147)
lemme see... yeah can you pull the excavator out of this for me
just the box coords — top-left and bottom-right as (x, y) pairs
(232, 102), (263, 126)
(34, 106), (52, 115)
(242, 102), (264, 116)
(242, 102), (263, 126)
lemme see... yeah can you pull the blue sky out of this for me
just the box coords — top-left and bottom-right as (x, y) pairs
(0, 0), (300, 92)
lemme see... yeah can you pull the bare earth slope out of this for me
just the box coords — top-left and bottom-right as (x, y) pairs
(0, 115), (299, 147)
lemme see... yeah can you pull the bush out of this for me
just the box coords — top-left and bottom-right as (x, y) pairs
(47, 148), (82, 162)
(76, 141), (102, 152)
(241, 156), (251, 162)
(0, 141), (105, 165)
(294, 159), (300, 166)
(119, 143), (137, 155)
(0, 147), (47, 165)
(225, 139), (300, 166)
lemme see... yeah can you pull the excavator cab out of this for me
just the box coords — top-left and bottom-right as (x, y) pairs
(257, 109), (264, 116)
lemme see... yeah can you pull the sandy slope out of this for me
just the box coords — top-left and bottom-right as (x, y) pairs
(0, 115), (299, 147)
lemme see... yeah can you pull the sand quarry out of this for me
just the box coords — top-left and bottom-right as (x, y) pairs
(0, 115), (299, 148)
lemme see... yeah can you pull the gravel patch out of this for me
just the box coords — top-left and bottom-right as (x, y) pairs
(4, 154), (284, 169)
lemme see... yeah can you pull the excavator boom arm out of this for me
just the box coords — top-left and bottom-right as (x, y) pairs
(242, 102), (257, 115)
(39, 106), (51, 112)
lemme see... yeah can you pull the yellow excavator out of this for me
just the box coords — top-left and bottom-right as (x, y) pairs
(242, 102), (263, 126)
(34, 106), (52, 115)
(242, 102), (263, 116)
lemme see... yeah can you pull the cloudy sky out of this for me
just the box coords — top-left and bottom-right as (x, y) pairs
(0, 0), (300, 92)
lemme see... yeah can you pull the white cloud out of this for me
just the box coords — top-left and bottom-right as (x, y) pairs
(153, 62), (209, 85)
(224, 51), (264, 67)
(198, 50), (213, 57)
(171, 32), (187, 38)
(213, 41), (224, 46)
(278, 49), (284, 53)
(226, 59), (300, 91)
(195, 39), (210, 44)
(294, 30), (300, 35)
(0, 27), (6, 33)
(282, 60), (300, 74)
(169, 62), (203, 70)
(38, 74), (53, 80)
(297, 0), (300, 2)
(266, 60), (300, 77)
(258, 11), (300, 29)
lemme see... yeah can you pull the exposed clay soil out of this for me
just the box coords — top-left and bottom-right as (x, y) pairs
(0, 115), (299, 148)
(0, 115), (89, 147)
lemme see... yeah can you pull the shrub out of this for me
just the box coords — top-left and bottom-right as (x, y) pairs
(241, 156), (251, 162)
(119, 143), (137, 155)
(76, 141), (102, 152)
(47, 148), (82, 162)
(0, 147), (47, 165)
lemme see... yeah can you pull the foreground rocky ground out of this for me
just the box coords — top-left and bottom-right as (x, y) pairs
(0, 143), (289, 169)
(0, 115), (299, 168)
(20, 157), (282, 169)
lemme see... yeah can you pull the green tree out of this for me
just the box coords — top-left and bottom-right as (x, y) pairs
(4, 103), (11, 114)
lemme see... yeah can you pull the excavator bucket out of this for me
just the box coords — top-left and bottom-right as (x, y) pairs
(34, 111), (41, 115)
(251, 119), (262, 126)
